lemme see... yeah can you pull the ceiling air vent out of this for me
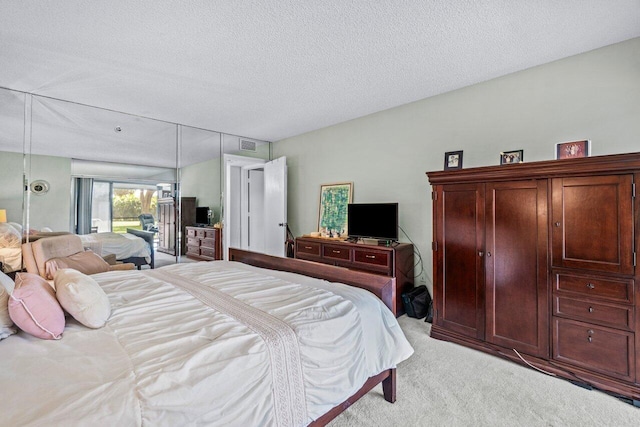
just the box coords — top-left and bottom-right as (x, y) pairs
(240, 139), (257, 152)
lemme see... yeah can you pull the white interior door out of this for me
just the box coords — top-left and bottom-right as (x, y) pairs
(242, 167), (265, 253)
(264, 157), (287, 257)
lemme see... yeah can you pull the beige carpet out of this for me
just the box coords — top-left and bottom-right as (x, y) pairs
(329, 316), (639, 426)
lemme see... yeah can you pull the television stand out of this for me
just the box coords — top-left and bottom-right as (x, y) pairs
(295, 236), (414, 316)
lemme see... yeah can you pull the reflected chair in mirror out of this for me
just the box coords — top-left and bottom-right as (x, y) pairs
(138, 214), (158, 233)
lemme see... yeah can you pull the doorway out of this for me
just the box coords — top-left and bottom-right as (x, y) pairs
(223, 155), (287, 259)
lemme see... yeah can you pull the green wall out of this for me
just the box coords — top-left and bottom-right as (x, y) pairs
(273, 37), (640, 291)
(180, 158), (222, 223)
(27, 154), (72, 232)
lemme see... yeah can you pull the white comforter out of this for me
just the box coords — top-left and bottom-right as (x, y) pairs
(0, 261), (413, 426)
(79, 232), (151, 263)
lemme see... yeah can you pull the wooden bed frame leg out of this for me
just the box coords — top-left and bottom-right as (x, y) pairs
(382, 368), (396, 403)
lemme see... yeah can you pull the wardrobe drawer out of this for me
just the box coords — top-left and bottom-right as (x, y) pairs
(554, 273), (633, 303)
(553, 318), (634, 381)
(323, 245), (350, 261)
(553, 296), (633, 330)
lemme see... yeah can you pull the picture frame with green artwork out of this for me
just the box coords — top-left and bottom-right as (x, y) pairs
(318, 182), (353, 238)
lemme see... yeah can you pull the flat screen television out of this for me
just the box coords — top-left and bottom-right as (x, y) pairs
(347, 203), (398, 241)
(195, 207), (209, 226)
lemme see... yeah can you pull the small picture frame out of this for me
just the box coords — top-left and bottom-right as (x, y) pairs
(444, 151), (463, 170)
(500, 150), (524, 165)
(555, 140), (590, 159)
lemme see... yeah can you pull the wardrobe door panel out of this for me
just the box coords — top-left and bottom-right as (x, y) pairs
(486, 180), (549, 356)
(434, 183), (485, 339)
(551, 175), (634, 275)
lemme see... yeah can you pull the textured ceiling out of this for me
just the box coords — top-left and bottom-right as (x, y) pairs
(1, 0), (639, 146)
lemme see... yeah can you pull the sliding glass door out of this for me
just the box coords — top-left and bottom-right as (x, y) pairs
(91, 181), (112, 233)
(88, 181), (158, 234)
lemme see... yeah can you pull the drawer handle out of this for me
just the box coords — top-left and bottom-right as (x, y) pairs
(588, 336), (593, 343)
(304, 246), (313, 249)
(365, 255), (376, 259)
(587, 330), (594, 343)
(588, 306), (594, 313)
(586, 283), (595, 289)
(554, 222), (561, 227)
(332, 250), (341, 254)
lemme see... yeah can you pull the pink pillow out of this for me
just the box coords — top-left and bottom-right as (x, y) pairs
(9, 273), (65, 340)
(44, 250), (110, 280)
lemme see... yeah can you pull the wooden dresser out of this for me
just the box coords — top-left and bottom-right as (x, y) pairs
(295, 237), (414, 316)
(427, 152), (640, 403)
(185, 226), (222, 261)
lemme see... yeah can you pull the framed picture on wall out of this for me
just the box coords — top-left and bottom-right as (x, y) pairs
(555, 140), (590, 159)
(318, 182), (353, 238)
(500, 150), (523, 165)
(444, 151), (463, 170)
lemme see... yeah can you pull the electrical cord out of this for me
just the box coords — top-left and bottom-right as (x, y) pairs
(398, 225), (425, 281)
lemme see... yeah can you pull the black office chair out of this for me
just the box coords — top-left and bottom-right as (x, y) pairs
(138, 214), (158, 232)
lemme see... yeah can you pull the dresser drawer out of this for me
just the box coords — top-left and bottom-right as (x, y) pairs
(553, 318), (634, 381)
(186, 245), (200, 256)
(201, 237), (216, 248)
(200, 247), (216, 259)
(195, 228), (206, 238)
(323, 245), (350, 261)
(296, 240), (321, 257)
(204, 229), (218, 239)
(554, 273), (633, 303)
(187, 228), (197, 238)
(353, 249), (390, 269)
(554, 296), (633, 330)
(187, 237), (200, 247)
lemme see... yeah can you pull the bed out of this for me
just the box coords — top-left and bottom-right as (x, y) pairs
(79, 229), (154, 269)
(0, 248), (413, 426)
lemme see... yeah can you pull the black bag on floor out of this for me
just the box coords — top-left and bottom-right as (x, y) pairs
(402, 285), (433, 322)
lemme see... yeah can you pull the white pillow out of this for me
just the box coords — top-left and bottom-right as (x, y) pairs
(54, 269), (111, 329)
(0, 271), (18, 339)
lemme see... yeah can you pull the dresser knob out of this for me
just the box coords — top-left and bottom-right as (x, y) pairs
(365, 255), (376, 259)
(588, 336), (593, 343)
(588, 306), (594, 313)
(586, 283), (595, 289)
(554, 222), (561, 227)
